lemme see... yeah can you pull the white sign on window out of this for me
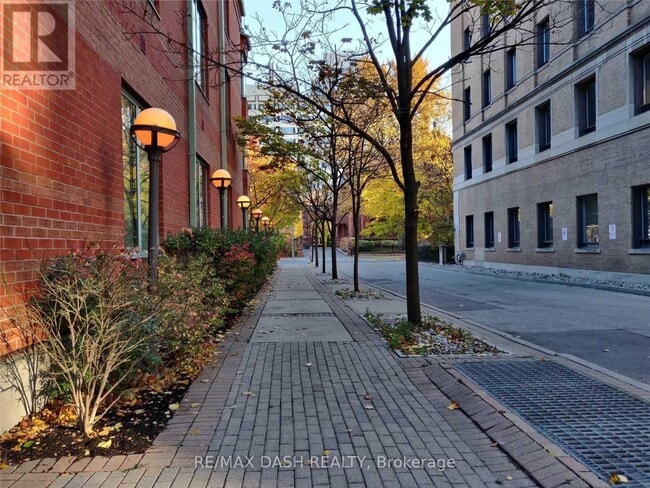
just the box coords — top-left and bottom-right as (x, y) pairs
(561, 228), (568, 241)
(609, 224), (616, 240)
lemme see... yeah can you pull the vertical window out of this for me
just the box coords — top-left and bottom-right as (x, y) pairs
(577, 194), (599, 247)
(633, 46), (650, 114)
(632, 185), (650, 248)
(537, 202), (554, 248)
(463, 87), (471, 122)
(482, 134), (492, 173)
(536, 101), (551, 152)
(482, 69), (491, 108)
(505, 120), (518, 164)
(192, 0), (207, 92)
(464, 146), (473, 180)
(463, 27), (472, 51)
(577, 0), (595, 37)
(481, 12), (490, 39)
(122, 92), (150, 252)
(195, 158), (208, 227)
(508, 207), (520, 248)
(484, 212), (495, 248)
(576, 76), (596, 136)
(536, 18), (550, 68)
(506, 48), (517, 90)
(466, 215), (474, 248)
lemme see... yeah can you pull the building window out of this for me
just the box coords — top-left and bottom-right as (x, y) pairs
(122, 92), (150, 252)
(192, 0), (207, 92)
(508, 207), (520, 248)
(577, 194), (599, 247)
(481, 12), (490, 39)
(576, 76), (596, 136)
(537, 201), (554, 248)
(633, 46), (650, 114)
(466, 215), (474, 248)
(484, 212), (495, 248)
(577, 0), (594, 38)
(463, 87), (471, 122)
(482, 134), (492, 173)
(463, 27), (471, 51)
(536, 101), (551, 152)
(195, 157), (208, 227)
(505, 120), (518, 164)
(482, 69), (491, 108)
(506, 48), (517, 90)
(464, 146), (472, 180)
(632, 185), (650, 248)
(536, 18), (550, 68)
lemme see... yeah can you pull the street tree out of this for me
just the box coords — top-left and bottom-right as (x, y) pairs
(124, 0), (584, 325)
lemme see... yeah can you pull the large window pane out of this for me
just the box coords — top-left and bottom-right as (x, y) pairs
(122, 93), (149, 252)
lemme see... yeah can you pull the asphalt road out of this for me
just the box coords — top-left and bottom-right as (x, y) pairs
(325, 253), (650, 385)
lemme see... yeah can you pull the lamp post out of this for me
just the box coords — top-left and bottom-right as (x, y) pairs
(261, 216), (270, 236)
(251, 208), (263, 232)
(210, 169), (232, 229)
(130, 108), (180, 286)
(236, 195), (251, 231)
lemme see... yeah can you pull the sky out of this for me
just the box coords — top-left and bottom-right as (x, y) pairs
(242, 0), (452, 84)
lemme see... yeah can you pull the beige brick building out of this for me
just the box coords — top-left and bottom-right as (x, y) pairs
(451, 1), (650, 275)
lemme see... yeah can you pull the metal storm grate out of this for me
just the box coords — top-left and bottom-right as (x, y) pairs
(456, 360), (650, 487)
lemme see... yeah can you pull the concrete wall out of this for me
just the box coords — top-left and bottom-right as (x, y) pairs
(451, 1), (650, 274)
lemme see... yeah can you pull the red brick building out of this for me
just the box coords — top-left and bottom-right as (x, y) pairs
(1, 0), (248, 322)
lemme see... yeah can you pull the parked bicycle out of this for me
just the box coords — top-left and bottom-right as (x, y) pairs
(454, 251), (464, 265)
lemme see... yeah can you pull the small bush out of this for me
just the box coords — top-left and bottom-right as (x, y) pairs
(31, 244), (154, 435)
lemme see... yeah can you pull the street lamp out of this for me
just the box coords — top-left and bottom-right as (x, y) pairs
(251, 208), (263, 232)
(261, 216), (270, 236)
(210, 169), (232, 229)
(130, 107), (180, 285)
(236, 195), (251, 231)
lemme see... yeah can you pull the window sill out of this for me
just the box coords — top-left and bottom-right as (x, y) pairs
(506, 247), (521, 252)
(465, 247), (475, 251)
(629, 248), (650, 255)
(575, 247), (601, 254)
(536, 247), (555, 253)
(485, 247), (495, 252)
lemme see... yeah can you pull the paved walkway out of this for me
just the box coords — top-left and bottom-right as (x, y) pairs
(1, 263), (608, 487)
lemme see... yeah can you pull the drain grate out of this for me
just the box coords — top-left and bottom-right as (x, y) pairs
(456, 360), (650, 487)
(262, 312), (335, 317)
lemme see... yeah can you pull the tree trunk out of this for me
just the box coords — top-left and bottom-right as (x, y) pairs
(313, 222), (319, 268)
(352, 193), (360, 293)
(330, 197), (338, 279)
(321, 220), (326, 274)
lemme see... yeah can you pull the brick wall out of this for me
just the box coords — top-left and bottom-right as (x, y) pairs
(0, 0), (247, 352)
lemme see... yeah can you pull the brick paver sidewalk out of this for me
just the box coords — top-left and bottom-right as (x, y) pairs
(1, 264), (598, 487)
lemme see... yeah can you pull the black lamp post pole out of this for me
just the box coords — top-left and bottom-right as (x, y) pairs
(147, 148), (163, 286)
(219, 188), (227, 229)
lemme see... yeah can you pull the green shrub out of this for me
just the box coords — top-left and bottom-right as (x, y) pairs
(32, 244), (154, 435)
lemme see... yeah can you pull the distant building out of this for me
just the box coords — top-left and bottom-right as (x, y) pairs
(451, 1), (650, 275)
(0, 0), (248, 432)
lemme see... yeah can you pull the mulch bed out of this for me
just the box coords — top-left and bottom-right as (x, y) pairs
(0, 343), (218, 467)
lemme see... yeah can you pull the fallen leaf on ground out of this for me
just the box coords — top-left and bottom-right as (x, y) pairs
(190, 403), (200, 408)
(168, 404), (180, 411)
(506, 475), (513, 481)
(609, 473), (629, 484)
(242, 391), (255, 397)
(134, 409), (145, 415)
(364, 405), (374, 410)
(447, 402), (460, 410)
(97, 439), (112, 449)
(322, 450), (330, 456)
(306, 363), (312, 367)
